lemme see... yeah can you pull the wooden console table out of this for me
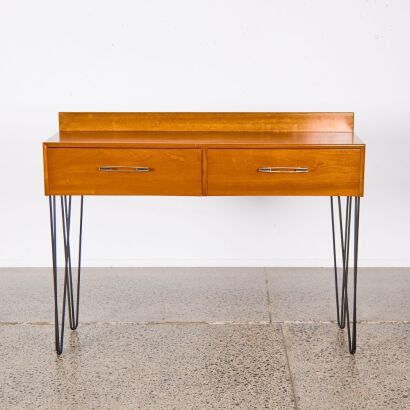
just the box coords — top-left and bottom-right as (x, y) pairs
(43, 112), (365, 355)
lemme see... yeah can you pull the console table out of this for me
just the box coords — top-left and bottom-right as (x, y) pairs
(43, 112), (365, 355)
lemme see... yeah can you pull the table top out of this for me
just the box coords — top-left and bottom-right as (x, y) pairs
(45, 130), (363, 149)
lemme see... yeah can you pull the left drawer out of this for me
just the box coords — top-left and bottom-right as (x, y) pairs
(44, 148), (203, 195)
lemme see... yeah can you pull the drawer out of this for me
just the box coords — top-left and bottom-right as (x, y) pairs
(207, 149), (363, 196)
(45, 148), (203, 195)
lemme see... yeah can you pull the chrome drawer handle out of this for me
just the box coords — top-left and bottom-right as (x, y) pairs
(98, 166), (151, 173)
(258, 167), (309, 173)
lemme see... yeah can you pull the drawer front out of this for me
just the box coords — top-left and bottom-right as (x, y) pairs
(207, 149), (363, 196)
(46, 148), (202, 195)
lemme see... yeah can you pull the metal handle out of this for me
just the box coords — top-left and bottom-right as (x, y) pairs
(258, 167), (309, 173)
(98, 166), (151, 173)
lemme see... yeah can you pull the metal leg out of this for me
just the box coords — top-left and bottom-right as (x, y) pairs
(330, 196), (360, 354)
(49, 196), (84, 354)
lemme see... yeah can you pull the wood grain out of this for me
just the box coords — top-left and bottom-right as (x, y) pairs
(207, 149), (363, 196)
(46, 148), (202, 195)
(43, 112), (365, 197)
(59, 112), (354, 133)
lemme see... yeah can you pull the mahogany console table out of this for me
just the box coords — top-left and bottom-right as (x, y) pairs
(43, 112), (365, 355)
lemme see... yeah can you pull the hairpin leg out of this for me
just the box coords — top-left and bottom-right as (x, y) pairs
(330, 196), (360, 354)
(49, 196), (84, 355)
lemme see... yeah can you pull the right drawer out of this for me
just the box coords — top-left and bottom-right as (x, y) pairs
(207, 148), (363, 196)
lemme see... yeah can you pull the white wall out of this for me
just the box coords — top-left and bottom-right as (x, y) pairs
(1, 0), (409, 267)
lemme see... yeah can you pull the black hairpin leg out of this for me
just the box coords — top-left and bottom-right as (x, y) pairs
(330, 196), (360, 354)
(49, 195), (84, 355)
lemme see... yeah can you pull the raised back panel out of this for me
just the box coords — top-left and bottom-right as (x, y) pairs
(59, 112), (354, 133)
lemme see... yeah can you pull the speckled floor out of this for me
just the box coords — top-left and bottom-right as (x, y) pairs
(0, 268), (409, 409)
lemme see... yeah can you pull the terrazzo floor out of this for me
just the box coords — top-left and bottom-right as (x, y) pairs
(0, 267), (409, 409)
